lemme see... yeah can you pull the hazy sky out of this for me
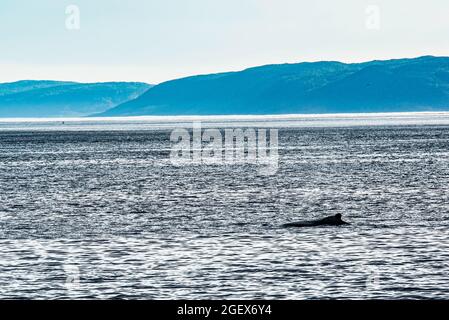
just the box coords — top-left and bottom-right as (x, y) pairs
(1, 0), (448, 84)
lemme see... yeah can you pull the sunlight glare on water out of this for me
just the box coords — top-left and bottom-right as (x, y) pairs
(1, 113), (449, 299)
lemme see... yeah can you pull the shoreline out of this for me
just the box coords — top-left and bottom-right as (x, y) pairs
(0, 111), (449, 123)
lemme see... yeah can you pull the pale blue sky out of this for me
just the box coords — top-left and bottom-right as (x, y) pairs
(1, 0), (448, 84)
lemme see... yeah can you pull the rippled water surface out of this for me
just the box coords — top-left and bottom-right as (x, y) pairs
(1, 115), (449, 299)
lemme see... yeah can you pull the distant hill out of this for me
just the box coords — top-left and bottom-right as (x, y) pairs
(98, 56), (449, 116)
(0, 81), (152, 117)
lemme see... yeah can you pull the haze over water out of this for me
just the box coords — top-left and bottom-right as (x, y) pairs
(1, 112), (449, 299)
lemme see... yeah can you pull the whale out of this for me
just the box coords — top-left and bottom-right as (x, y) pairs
(282, 213), (349, 228)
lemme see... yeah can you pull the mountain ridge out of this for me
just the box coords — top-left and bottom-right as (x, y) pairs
(0, 80), (152, 117)
(98, 56), (449, 116)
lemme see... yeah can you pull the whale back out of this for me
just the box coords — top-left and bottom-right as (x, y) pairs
(282, 214), (349, 228)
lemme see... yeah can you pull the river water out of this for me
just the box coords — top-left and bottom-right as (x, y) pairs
(1, 113), (449, 299)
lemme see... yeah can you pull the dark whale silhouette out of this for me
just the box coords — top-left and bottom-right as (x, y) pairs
(283, 214), (349, 228)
